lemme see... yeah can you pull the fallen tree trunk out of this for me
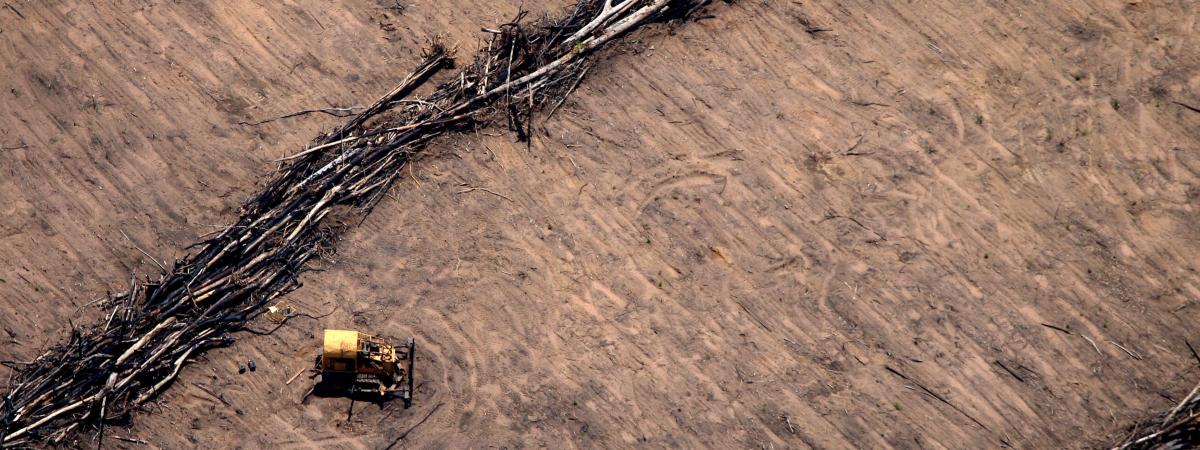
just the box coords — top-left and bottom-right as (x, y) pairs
(0, 0), (718, 446)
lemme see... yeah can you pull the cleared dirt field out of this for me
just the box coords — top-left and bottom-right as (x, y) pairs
(2, 0), (1199, 448)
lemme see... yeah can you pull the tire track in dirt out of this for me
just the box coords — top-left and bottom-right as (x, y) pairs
(3, 0), (1200, 448)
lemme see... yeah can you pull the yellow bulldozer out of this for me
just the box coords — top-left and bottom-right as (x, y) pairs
(315, 329), (415, 407)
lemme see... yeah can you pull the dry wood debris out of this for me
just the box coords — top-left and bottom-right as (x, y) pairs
(1117, 379), (1200, 449)
(0, 1), (718, 446)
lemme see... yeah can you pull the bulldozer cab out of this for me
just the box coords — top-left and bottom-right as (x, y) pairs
(321, 329), (361, 373)
(315, 329), (416, 407)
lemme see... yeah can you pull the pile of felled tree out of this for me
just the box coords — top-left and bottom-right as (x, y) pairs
(0, 1), (716, 446)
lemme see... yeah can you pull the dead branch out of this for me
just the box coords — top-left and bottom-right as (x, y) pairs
(1173, 101), (1200, 114)
(240, 106), (368, 126)
(1040, 323), (1072, 335)
(456, 186), (514, 202)
(383, 402), (443, 450)
(0, 1), (719, 445)
(885, 366), (991, 432)
(3, 3), (24, 20)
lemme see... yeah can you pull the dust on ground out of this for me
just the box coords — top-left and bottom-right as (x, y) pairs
(1, 0), (1198, 448)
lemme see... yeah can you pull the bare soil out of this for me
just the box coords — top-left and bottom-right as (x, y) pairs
(1, 0), (1199, 448)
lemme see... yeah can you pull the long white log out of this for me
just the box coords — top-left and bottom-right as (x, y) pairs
(3, 394), (97, 443)
(115, 317), (177, 366)
(134, 341), (205, 405)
